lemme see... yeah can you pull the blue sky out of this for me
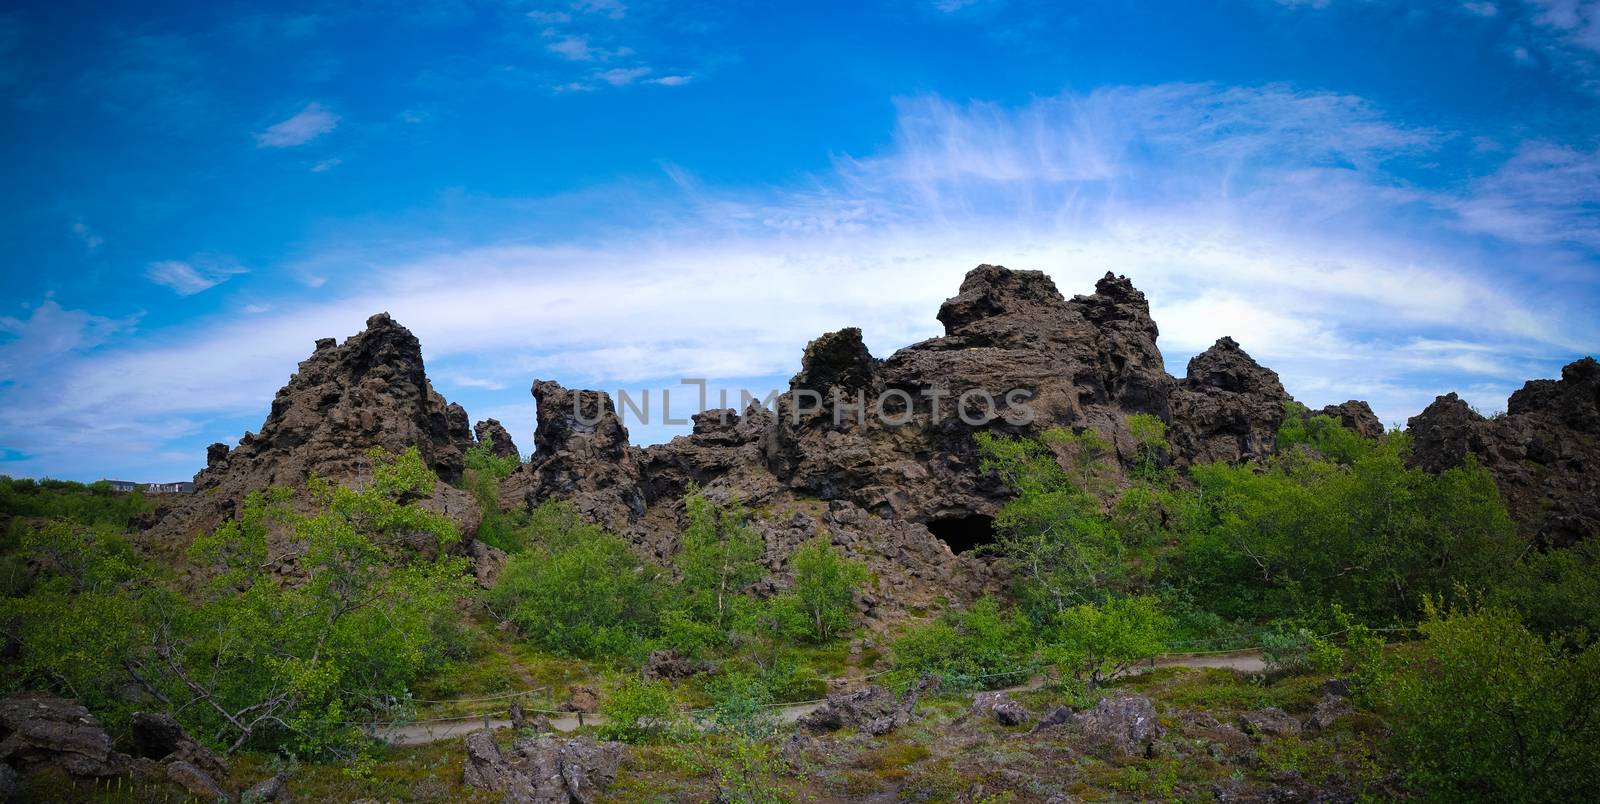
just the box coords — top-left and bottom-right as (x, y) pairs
(1, 0), (1597, 482)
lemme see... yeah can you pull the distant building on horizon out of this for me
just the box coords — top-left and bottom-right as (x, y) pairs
(99, 480), (193, 494)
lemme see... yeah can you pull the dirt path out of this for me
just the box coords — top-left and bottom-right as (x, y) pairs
(379, 650), (1266, 746)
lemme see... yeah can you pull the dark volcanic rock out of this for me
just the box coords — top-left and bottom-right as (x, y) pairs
(0, 694), (126, 778)
(129, 711), (229, 782)
(1074, 694), (1164, 758)
(148, 313), (481, 544)
(462, 730), (623, 804)
(971, 691), (1030, 727)
(1238, 707), (1303, 739)
(491, 266), (1279, 615)
(1168, 337), (1293, 466)
(501, 381), (645, 533)
(798, 675), (938, 736)
(165, 760), (227, 801)
(1408, 357), (1600, 545)
(1318, 400), (1385, 440)
(474, 418), (521, 459)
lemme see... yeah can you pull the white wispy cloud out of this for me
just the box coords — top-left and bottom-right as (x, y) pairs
(145, 257), (248, 295)
(71, 220), (103, 251)
(3, 83), (1595, 480)
(255, 102), (339, 147)
(597, 66), (650, 85)
(544, 33), (595, 60)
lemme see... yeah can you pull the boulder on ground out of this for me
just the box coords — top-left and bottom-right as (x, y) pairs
(971, 691), (1030, 727)
(1306, 693), (1354, 731)
(462, 730), (623, 804)
(0, 694), (126, 778)
(642, 650), (704, 680)
(561, 685), (599, 714)
(798, 675), (940, 736)
(165, 759), (227, 801)
(129, 711), (230, 781)
(1074, 695), (1164, 758)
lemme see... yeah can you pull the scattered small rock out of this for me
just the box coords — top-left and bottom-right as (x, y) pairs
(1238, 707), (1303, 739)
(1030, 705), (1074, 733)
(1307, 693), (1354, 731)
(971, 691), (1029, 727)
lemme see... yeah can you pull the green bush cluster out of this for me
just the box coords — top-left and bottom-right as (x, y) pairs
(2, 449), (471, 759)
(1374, 599), (1600, 801)
(488, 488), (870, 664)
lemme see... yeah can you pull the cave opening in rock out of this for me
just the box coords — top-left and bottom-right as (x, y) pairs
(928, 514), (997, 555)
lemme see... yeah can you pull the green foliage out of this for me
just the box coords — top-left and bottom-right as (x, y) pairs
(1040, 595), (1172, 687)
(464, 439), (521, 480)
(0, 521), (166, 727)
(1276, 402), (1374, 464)
(4, 449), (470, 758)
(770, 537), (868, 644)
(1174, 436), (1520, 621)
(708, 734), (788, 804)
(1376, 599), (1600, 801)
(462, 439), (523, 553)
(977, 429), (1125, 614)
(1260, 627), (1344, 675)
(0, 475), (153, 528)
(171, 448), (471, 756)
(489, 501), (665, 661)
(890, 596), (1034, 688)
(675, 487), (766, 632)
(1126, 412), (1169, 478)
(1491, 539), (1600, 639)
(702, 671), (780, 739)
(597, 676), (679, 743)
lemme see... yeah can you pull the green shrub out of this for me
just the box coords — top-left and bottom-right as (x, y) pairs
(489, 505), (665, 661)
(770, 537), (867, 644)
(890, 596), (1034, 688)
(1040, 595), (1172, 687)
(977, 430), (1126, 613)
(598, 676), (679, 743)
(1377, 599), (1600, 800)
(675, 487), (766, 632)
(1491, 539), (1600, 639)
(1174, 437), (1519, 621)
(1276, 402), (1375, 464)
(1260, 627), (1344, 675)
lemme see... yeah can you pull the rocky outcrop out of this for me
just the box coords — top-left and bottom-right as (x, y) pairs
(1408, 357), (1600, 546)
(128, 712), (229, 783)
(501, 381), (645, 533)
(487, 266), (1320, 613)
(148, 313), (480, 545)
(474, 418), (521, 459)
(1168, 337), (1292, 466)
(797, 675), (938, 736)
(462, 730), (622, 803)
(1318, 400), (1385, 440)
(0, 694), (127, 778)
(1238, 707), (1303, 739)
